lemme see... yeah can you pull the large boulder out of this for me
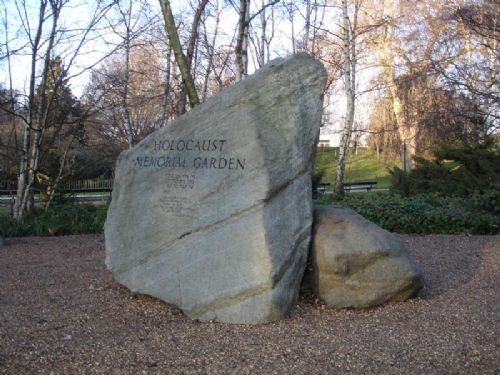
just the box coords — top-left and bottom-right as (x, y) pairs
(308, 205), (422, 308)
(105, 54), (327, 324)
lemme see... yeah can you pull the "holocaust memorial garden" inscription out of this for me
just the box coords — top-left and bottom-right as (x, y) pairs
(133, 138), (246, 171)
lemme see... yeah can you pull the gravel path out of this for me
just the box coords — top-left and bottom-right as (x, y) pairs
(1, 234), (498, 374)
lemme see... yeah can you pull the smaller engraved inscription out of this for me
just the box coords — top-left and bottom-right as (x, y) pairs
(158, 196), (196, 219)
(163, 174), (195, 190)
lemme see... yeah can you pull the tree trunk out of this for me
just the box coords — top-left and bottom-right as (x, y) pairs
(202, 0), (221, 100)
(266, 6), (275, 63)
(177, 0), (209, 113)
(335, 0), (357, 196)
(13, 0), (55, 219)
(380, 0), (411, 169)
(45, 136), (73, 210)
(160, 44), (172, 126)
(379, 0), (446, 169)
(259, 0), (267, 66)
(288, 3), (296, 54)
(186, 0), (209, 68)
(21, 1), (60, 216)
(236, 0), (250, 81)
(304, 0), (311, 51)
(159, 0), (200, 108)
(12, 0), (114, 219)
(123, 1), (133, 148)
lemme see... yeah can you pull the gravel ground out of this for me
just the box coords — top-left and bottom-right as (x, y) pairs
(0, 234), (498, 374)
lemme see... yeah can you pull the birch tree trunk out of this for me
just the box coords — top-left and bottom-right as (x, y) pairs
(334, 0), (358, 196)
(236, 0), (250, 81)
(13, 1), (47, 219)
(2, 3), (18, 151)
(13, 0), (57, 219)
(21, 0), (60, 215)
(11, 0), (114, 219)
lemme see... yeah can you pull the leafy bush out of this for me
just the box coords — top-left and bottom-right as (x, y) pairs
(466, 188), (500, 216)
(329, 192), (499, 234)
(390, 144), (499, 197)
(0, 204), (109, 237)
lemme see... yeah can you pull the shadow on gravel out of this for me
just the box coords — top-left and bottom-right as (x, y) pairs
(402, 234), (494, 299)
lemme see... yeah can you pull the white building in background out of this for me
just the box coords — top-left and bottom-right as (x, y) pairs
(318, 132), (341, 148)
(318, 138), (330, 147)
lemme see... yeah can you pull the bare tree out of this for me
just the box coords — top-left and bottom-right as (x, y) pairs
(0, 1), (20, 174)
(83, 43), (166, 148)
(160, 43), (173, 124)
(5, 0), (114, 218)
(375, 0), (453, 169)
(13, 0), (61, 218)
(282, 1), (297, 53)
(249, 0), (277, 68)
(118, 1), (136, 147)
(200, 0), (230, 100)
(235, 0), (251, 80)
(439, 0), (499, 140)
(104, 0), (156, 147)
(235, 0), (280, 80)
(334, 0), (359, 195)
(158, 0), (202, 109)
(176, 0), (210, 112)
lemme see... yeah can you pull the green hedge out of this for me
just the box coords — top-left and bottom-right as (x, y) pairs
(0, 204), (108, 237)
(324, 191), (499, 235)
(390, 144), (499, 197)
(2, 191), (499, 237)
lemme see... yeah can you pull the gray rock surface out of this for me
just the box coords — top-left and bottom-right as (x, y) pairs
(308, 205), (422, 308)
(105, 54), (327, 324)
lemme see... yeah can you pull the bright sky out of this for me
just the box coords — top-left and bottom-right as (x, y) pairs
(1, 0), (119, 95)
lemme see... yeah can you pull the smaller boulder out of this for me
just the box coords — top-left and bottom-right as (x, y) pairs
(308, 205), (422, 308)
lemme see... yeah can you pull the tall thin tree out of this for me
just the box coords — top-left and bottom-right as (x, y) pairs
(334, 0), (359, 196)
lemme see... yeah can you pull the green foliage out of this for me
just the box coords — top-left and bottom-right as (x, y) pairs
(326, 191), (499, 235)
(390, 144), (500, 196)
(467, 188), (500, 216)
(0, 204), (108, 237)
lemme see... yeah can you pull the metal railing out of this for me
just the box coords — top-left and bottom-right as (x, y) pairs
(0, 178), (114, 195)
